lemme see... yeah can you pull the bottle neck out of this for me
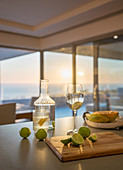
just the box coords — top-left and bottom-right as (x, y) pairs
(40, 80), (49, 97)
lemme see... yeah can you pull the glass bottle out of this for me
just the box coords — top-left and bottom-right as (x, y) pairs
(33, 79), (55, 131)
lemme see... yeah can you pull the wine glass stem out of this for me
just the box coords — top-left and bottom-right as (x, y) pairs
(73, 110), (77, 130)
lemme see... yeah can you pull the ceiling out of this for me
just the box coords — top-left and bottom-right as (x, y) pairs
(0, 0), (123, 37)
(0, 0), (123, 61)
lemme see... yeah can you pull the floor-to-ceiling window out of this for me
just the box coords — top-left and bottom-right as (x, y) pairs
(1, 51), (40, 111)
(1, 34), (123, 119)
(76, 43), (94, 114)
(44, 44), (94, 118)
(44, 47), (72, 118)
(99, 41), (123, 111)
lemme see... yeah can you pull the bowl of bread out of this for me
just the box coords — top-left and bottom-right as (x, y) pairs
(83, 111), (123, 129)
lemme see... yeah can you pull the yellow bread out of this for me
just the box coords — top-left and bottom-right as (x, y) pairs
(93, 111), (119, 122)
(86, 111), (119, 123)
(93, 111), (119, 115)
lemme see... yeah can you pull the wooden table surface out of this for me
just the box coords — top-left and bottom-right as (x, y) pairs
(0, 116), (123, 170)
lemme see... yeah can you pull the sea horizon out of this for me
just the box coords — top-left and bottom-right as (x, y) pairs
(0, 83), (123, 100)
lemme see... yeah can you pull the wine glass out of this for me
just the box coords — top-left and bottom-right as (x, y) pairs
(65, 84), (84, 134)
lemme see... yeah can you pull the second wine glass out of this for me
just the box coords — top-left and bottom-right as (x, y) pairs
(66, 84), (84, 133)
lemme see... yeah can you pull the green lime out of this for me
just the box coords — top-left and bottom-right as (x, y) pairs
(78, 127), (91, 139)
(35, 129), (47, 140)
(52, 121), (55, 128)
(71, 133), (84, 146)
(19, 127), (31, 138)
(88, 133), (97, 142)
(61, 137), (71, 145)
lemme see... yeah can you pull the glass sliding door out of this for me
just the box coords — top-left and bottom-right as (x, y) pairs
(76, 43), (94, 114)
(99, 41), (123, 111)
(44, 47), (72, 118)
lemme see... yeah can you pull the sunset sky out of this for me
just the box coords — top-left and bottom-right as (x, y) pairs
(1, 52), (40, 84)
(1, 51), (123, 86)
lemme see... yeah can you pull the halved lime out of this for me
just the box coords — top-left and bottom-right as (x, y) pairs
(88, 133), (97, 142)
(78, 127), (91, 139)
(72, 102), (83, 110)
(19, 127), (31, 138)
(61, 137), (71, 145)
(38, 118), (48, 126)
(71, 133), (84, 146)
(35, 129), (47, 140)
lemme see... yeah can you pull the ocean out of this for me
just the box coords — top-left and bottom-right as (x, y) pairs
(1, 83), (123, 100)
(0, 84), (39, 100)
(0, 83), (123, 118)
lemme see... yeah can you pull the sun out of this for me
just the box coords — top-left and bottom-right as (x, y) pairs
(62, 70), (71, 78)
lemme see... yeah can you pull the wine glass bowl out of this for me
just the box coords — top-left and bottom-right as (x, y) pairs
(65, 84), (84, 134)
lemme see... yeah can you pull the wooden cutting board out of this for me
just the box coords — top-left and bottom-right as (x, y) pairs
(45, 132), (123, 162)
